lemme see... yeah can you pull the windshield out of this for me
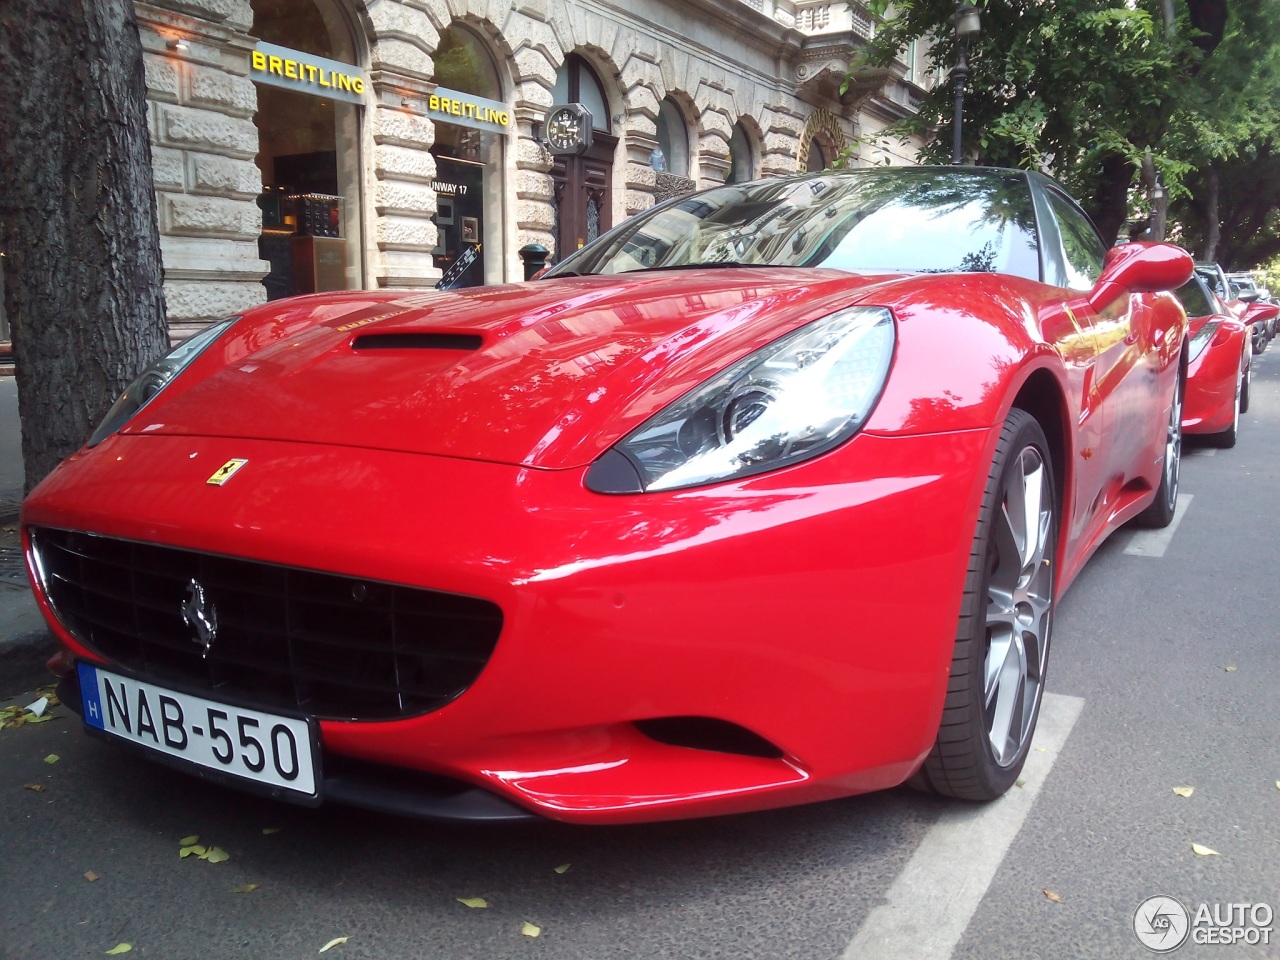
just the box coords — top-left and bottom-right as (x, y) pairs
(547, 168), (1042, 281)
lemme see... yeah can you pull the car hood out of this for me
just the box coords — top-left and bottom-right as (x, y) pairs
(128, 269), (893, 469)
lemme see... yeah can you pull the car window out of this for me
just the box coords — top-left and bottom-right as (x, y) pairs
(549, 169), (1042, 282)
(1173, 278), (1215, 319)
(1044, 190), (1106, 291)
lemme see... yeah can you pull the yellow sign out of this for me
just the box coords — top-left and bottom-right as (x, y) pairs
(426, 85), (510, 133)
(207, 459), (249, 486)
(250, 42), (367, 105)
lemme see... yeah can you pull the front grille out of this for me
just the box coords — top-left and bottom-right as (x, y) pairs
(30, 527), (502, 720)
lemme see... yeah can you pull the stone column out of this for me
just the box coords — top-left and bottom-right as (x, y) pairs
(137, 1), (267, 339)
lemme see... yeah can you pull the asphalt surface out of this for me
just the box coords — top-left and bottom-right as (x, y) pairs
(2, 354), (1278, 960)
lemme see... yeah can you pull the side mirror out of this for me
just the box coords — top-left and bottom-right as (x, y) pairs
(1242, 301), (1280, 326)
(1088, 242), (1193, 313)
(1238, 290), (1260, 304)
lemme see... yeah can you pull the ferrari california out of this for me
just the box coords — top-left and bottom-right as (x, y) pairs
(1178, 273), (1252, 448)
(23, 167), (1193, 824)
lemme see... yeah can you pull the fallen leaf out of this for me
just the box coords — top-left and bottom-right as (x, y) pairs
(553, 863), (571, 875)
(1035, 747), (1047, 753)
(44, 753), (60, 764)
(179, 835), (200, 846)
(457, 897), (488, 909)
(1042, 889), (1063, 903)
(1274, 781), (1279, 791)
(84, 871), (99, 882)
(202, 846), (230, 864)
(231, 883), (260, 894)
(179, 845), (207, 859)
(1191, 843), (1220, 857)
(23, 783), (45, 793)
(318, 937), (348, 953)
(262, 827), (281, 835)
(521, 921), (542, 938)
(26, 714), (55, 724)
(1224, 665), (1238, 672)
(104, 946), (132, 956)
(1015, 779), (1026, 788)
(1172, 786), (1194, 798)
(36, 684), (60, 706)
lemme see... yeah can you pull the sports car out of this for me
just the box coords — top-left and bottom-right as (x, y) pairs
(23, 167), (1193, 824)
(1178, 273), (1251, 448)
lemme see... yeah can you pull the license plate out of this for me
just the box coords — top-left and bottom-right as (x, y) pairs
(78, 663), (318, 796)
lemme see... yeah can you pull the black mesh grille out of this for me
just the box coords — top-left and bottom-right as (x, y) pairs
(31, 527), (502, 720)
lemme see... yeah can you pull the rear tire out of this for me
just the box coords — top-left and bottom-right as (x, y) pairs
(911, 409), (1056, 801)
(1239, 357), (1251, 414)
(1133, 371), (1183, 528)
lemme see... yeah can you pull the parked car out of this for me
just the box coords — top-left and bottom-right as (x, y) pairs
(23, 167), (1192, 824)
(1225, 271), (1275, 349)
(1178, 274), (1250, 447)
(1200, 264), (1272, 353)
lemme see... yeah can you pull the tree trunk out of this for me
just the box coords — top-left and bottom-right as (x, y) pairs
(1089, 152), (1136, 247)
(1203, 167), (1221, 263)
(0, 1), (168, 494)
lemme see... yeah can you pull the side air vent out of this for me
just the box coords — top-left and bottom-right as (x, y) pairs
(352, 333), (482, 351)
(635, 717), (784, 759)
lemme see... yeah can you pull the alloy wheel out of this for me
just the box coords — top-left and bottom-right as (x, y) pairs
(983, 446), (1054, 767)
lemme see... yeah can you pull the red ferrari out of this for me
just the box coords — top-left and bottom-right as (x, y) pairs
(1178, 273), (1252, 447)
(24, 168), (1192, 824)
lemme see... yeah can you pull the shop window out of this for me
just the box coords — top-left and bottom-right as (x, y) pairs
(727, 121), (755, 184)
(251, 0), (365, 300)
(431, 25), (506, 288)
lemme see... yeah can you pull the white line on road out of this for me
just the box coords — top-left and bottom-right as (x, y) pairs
(1122, 494), (1193, 557)
(841, 692), (1085, 960)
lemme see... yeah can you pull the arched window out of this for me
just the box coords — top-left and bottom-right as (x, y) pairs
(806, 138), (829, 172)
(727, 121), (754, 184)
(430, 24), (507, 287)
(655, 98), (690, 177)
(554, 56), (610, 132)
(251, 0), (365, 299)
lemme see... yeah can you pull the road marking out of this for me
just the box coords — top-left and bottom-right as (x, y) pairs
(841, 692), (1085, 960)
(1122, 494), (1193, 557)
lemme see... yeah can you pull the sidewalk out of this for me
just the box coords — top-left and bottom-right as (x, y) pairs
(0, 373), (55, 692)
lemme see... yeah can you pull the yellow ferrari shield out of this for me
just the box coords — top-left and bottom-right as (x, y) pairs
(207, 459), (249, 486)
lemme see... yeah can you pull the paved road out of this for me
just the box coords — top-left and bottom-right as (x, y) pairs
(2, 355), (1278, 960)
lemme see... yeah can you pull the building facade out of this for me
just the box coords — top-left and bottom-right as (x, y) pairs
(130, 0), (931, 335)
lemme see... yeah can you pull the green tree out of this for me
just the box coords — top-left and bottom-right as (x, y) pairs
(859, 0), (1230, 242)
(0, 1), (168, 492)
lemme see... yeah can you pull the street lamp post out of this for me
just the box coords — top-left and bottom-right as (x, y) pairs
(951, 2), (982, 164)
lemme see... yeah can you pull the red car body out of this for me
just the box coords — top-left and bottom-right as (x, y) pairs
(23, 169), (1193, 823)
(1179, 275), (1251, 444)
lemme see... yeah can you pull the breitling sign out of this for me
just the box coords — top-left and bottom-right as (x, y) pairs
(249, 42), (368, 105)
(425, 86), (511, 134)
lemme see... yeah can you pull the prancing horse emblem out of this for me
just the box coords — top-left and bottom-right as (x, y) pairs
(181, 579), (218, 659)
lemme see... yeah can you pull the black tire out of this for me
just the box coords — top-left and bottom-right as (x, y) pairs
(911, 409), (1057, 801)
(1239, 358), (1251, 414)
(1252, 326), (1266, 355)
(1133, 371), (1183, 528)
(1206, 368), (1242, 449)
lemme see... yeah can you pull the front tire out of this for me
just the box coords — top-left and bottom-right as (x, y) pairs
(1206, 368), (1242, 449)
(912, 409), (1056, 801)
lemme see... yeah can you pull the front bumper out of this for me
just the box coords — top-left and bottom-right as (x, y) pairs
(24, 427), (990, 823)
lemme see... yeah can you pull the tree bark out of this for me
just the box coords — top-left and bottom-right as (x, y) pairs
(0, 1), (168, 494)
(1089, 153), (1136, 246)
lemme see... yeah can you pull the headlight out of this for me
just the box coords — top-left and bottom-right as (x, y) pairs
(87, 317), (238, 447)
(586, 306), (895, 493)
(1187, 320), (1220, 364)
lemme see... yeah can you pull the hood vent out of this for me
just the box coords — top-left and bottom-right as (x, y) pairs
(352, 332), (483, 351)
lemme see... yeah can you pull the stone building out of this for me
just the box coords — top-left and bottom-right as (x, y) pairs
(8, 0), (935, 348)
